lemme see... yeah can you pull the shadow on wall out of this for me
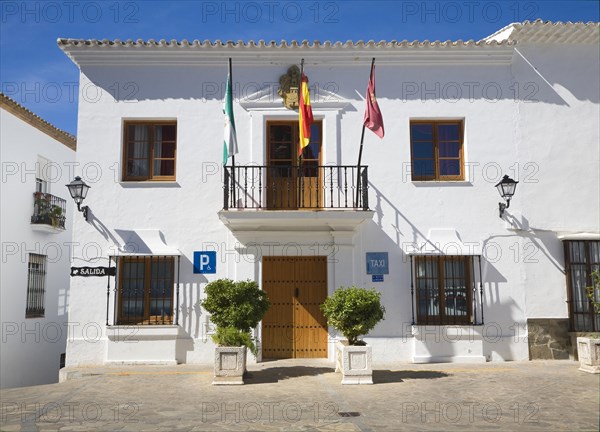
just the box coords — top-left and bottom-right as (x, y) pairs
(514, 45), (600, 105)
(366, 181), (536, 361)
(504, 214), (565, 274)
(88, 208), (122, 253)
(360, 219), (414, 337)
(175, 254), (209, 362)
(79, 52), (593, 106)
(177, 254), (207, 338)
(87, 211), (208, 358)
(369, 181), (433, 247)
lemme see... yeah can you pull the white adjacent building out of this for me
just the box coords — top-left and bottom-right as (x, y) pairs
(58, 20), (599, 367)
(1, 94), (76, 388)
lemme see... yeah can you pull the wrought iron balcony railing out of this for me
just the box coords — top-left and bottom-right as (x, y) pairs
(224, 165), (369, 210)
(31, 192), (66, 230)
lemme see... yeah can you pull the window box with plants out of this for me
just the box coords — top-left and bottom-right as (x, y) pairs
(321, 286), (385, 385)
(200, 279), (270, 385)
(578, 271), (600, 374)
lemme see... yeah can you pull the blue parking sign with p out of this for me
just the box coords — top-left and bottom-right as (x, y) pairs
(194, 251), (216, 274)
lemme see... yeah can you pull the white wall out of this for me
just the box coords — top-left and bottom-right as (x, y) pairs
(0, 108), (75, 388)
(65, 43), (599, 365)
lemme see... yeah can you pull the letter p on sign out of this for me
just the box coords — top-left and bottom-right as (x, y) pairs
(194, 251), (217, 274)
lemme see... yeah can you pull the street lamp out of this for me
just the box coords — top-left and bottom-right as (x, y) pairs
(495, 174), (518, 218)
(66, 176), (91, 221)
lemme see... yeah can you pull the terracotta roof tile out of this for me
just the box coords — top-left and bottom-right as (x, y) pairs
(0, 93), (76, 151)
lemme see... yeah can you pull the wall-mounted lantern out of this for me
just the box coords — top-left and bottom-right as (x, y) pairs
(66, 176), (91, 221)
(495, 174), (518, 218)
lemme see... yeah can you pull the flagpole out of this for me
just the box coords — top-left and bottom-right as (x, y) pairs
(356, 57), (375, 207)
(298, 58), (305, 207)
(229, 57), (236, 204)
(299, 58), (304, 167)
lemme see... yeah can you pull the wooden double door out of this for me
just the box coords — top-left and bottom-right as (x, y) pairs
(261, 256), (328, 358)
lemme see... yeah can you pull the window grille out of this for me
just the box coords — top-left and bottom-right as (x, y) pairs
(410, 255), (483, 325)
(26, 253), (46, 318)
(114, 255), (178, 325)
(564, 240), (600, 331)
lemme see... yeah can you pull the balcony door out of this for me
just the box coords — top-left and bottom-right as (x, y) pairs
(266, 121), (322, 209)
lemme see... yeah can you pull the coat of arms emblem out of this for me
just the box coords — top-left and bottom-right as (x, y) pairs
(278, 65), (301, 110)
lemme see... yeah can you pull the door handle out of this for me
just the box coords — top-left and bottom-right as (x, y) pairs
(295, 288), (299, 298)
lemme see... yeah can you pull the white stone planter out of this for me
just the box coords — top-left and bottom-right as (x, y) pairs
(335, 340), (373, 385)
(577, 337), (600, 374)
(213, 346), (247, 385)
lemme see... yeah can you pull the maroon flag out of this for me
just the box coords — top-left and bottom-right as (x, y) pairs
(363, 66), (384, 138)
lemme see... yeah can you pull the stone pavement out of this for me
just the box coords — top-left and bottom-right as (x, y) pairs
(1, 360), (598, 431)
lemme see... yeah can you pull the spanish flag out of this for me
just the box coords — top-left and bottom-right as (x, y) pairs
(298, 73), (313, 155)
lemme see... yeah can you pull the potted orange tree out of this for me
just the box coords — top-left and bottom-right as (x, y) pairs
(578, 271), (600, 373)
(201, 279), (269, 385)
(321, 286), (385, 384)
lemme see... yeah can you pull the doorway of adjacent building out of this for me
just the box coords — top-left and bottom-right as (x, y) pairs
(261, 256), (328, 358)
(266, 120), (322, 209)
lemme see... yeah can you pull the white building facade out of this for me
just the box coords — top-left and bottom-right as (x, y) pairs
(1, 94), (76, 388)
(59, 21), (599, 367)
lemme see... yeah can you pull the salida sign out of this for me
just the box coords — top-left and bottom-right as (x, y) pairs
(70, 266), (116, 277)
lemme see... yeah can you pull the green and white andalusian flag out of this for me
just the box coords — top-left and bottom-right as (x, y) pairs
(223, 70), (238, 165)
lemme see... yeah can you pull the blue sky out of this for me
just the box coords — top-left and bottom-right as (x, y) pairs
(1, 1), (598, 135)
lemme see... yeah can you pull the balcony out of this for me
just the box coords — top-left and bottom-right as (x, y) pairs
(220, 165), (374, 236)
(223, 165), (369, 210)
(31, 192), (66, 232)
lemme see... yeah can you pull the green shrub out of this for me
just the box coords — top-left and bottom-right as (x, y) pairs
(321, 286), (385, 345)
(201, 279), (270, 352)
(212, 326), (257, 355)
(587, 271), (600, 315)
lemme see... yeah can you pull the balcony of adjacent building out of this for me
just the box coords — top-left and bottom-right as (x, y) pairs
(30, 192), (66, 233)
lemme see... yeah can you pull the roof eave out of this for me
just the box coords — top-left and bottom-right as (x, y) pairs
(58, 39), (516, 68)
(0, 93), (76, 151)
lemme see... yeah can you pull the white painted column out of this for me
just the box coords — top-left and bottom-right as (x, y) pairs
(330, 231), (356, 291)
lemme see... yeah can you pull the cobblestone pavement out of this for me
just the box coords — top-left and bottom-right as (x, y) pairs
(1, 360), (598, 431)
